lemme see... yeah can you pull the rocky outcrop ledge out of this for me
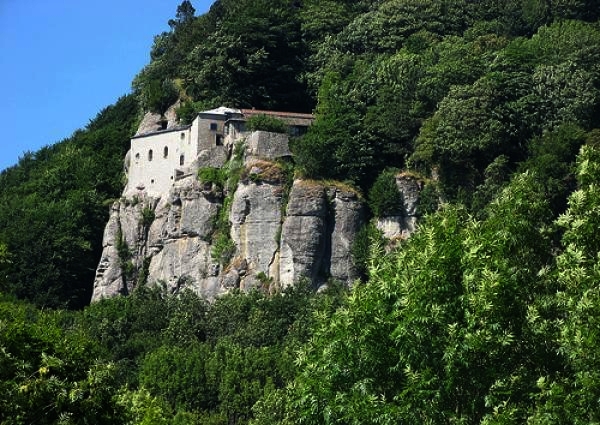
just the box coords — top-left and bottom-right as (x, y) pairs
(92, 172), (367, 301)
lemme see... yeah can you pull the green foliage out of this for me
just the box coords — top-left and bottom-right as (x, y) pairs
(137, 78), (179, 116)
(140, 207), (155, 228)
(139, 343), (216, 412)
(211, 232), (236, 266)
(351, 222), (384, 279)
(180, 0), (311, 111)
(168, 0), (195, 30)
(3, 2), (600, 423)
(0, 298), (123, 424)
(293, 66), (375, 188)
(417, 181), (441, 215)
(245, 114), (288, 133)
(255, 170), (567, 423)
(0, 95), (138, 308)
(175, 100), (206, 124)
(0, 281), (346, 423)
(207, 154), (245, 266)
(368, 169), (403, 217)
(116, 387), (172, 425)
(198, 166), (226, 189)
(528, 143), (600, 422)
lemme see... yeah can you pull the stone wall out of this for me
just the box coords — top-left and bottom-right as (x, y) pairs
(126, 127), (196, 197)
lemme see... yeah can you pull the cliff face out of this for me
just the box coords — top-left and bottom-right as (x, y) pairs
(375, 173), (424, 240)
(92, 172), (366, 301)
(92, 117), (423, 301)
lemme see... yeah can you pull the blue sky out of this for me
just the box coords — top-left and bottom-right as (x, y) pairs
(0, 0), (214, 172)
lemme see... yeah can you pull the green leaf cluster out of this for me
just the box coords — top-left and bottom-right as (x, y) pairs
(253, 144), (600, 423)
(245, 114), (287, 134)
(0, 282), (347, 424)
(0, 95), (139, 308)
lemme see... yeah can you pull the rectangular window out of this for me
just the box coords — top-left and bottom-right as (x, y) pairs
(210, 122), (218, 131)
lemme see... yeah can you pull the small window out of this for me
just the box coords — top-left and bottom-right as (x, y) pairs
(180, 155), (185, 166)
(148, 150), (153, 161)
(151, 179), (155, 184)
(210, 122), (218, 131)
(180, 132), (185, 140)
(163, 146), (169, 158)
(135, 153), (140, 160)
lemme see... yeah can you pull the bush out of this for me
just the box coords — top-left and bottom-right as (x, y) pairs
(246, 114), (288, 133)
(198, 167), (226, 189)
(368, 169), (403, 217)
(140, 207), (156, 227)
(418, 182), (441, 216)
(211, 232), (235, 265)
(351, 222), (384, 279)
(175, 100), (207, 124)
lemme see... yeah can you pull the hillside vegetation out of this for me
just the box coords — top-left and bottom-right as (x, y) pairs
(1, 0), (600, 423)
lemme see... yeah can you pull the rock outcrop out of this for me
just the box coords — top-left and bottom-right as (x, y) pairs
(93, 112), (421, 301)
(93, 134), (368, 301)
(376, 173), (424, 240)
(92, 173), (366, 301)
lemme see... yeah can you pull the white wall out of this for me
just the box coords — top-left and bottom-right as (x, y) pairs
(126, 127), (195, 197)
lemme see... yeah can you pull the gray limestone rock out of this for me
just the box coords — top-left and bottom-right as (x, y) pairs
(135, 102), (180, 136)
(376, 173), (423, 239)
(93, 174), (369, 301)
(92, 195), (157, 301)
(279, 181), (365, 288)
(327, 186), (365, 285)
(279, 181), (328, 288)
(92, 179), (225, 302)
(230, 179), (283, 288)
(396, 174), (423, 217)
(246, 131), (291, 160)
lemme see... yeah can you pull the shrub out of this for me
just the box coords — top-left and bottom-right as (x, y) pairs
(418, 182), (441, 216)
(246, 114), (288, 133)
(368, 169), (403, 217)
(211, 232), (235, 265)
(140, 207), (156, 227)
(175, 100), (207, 124)
(198, 167), (226, 189)
(351, 222), (384, 279)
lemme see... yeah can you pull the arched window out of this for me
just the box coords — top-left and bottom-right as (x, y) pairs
(163, 146), (169, 158)
(148, 150), (153, 161)
(180, 155), (185, 166)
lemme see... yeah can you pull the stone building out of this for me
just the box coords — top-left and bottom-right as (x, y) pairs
(124, 106), (314, 197)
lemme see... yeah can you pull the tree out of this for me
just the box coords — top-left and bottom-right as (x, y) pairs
(368, 169), (403, 217)
(183, 0), (311, 111)
(168, 1), (195, 30)
(530, 143), (600, 422)
(0, 95), (138, 309)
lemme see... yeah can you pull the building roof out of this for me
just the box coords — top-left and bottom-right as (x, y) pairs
(199, 106), (242, 116)
(132, 124), (191, 140)
(240, 108), (315, 127)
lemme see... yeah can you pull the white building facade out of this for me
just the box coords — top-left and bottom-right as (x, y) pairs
(124, 106), (313, 198)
